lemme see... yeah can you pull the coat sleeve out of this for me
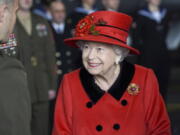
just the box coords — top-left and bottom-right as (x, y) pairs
(144, 69), (172, 135)
(52, 75), (72, 135)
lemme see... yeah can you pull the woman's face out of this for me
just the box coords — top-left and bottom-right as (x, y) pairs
(81, 41), (117, 76)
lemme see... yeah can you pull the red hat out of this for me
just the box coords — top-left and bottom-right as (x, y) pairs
(64, 11), (140, 55)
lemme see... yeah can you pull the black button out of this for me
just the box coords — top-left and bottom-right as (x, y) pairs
(96, 125), (103, 132)
(86, 102), (93, 108)
(121, 99), (128, 106)
(113, 123), (120, 130)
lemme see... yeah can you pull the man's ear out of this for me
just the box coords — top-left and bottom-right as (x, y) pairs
(0, 4), (7, 23)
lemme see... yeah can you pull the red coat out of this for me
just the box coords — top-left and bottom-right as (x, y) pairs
(52, 62), (171, 135)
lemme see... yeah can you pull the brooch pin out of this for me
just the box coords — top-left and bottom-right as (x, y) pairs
(127, 83), (140, 95)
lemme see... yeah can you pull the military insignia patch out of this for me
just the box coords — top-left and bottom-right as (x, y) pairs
(36, 24), (48, 37)
(0, 34), (17, 57)
(0, 34), (17, 49)
(127, 83), (140, 95)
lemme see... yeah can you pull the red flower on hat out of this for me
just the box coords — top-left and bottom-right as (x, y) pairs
(75, 15), (106, 37)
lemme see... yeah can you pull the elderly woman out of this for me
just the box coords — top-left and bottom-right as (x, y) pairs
(52, 11), (171, 135)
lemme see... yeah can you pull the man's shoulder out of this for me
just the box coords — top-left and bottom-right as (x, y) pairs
(0, 57), (24, 70)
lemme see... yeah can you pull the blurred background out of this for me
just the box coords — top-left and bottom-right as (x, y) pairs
(15, 0), (180, 134)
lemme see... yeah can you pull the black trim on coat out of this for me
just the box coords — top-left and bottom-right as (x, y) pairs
(79, 61), (135, 103)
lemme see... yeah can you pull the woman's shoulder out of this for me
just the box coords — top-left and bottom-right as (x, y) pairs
(134, 64), (155, 76)
(135, 64), (149, 71)
(64, 68), (81, 80)
(133, 64), (159, 94)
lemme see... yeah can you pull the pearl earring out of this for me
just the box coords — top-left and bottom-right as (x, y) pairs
(115, 57), (120, 65)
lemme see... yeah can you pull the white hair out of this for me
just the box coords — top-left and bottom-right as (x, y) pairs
(112, 45), (129, 62)
(76, 41), (87, 49)
(76, 40), (129, 62)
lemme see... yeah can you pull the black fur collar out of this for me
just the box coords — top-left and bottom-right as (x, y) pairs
(79, 61), (135, 103)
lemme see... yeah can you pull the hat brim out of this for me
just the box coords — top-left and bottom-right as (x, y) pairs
(64, 35), (140, 55)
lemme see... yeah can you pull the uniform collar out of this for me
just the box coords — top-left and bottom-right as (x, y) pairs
(75, 7), (96, 15)
(138, 7), (167, 23)
(52, 22), (65, 34)
(79, 61), (135, 103)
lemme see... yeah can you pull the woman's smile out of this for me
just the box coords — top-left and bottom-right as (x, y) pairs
(87, 62), (102, 68)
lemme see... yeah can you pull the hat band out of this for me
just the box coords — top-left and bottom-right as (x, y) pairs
(96, 24), (129, 33)
(99, 34), (127, 44)
(95, 26), (128, 43)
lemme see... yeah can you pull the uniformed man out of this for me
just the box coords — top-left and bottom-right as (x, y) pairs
(49, 0), (81, 83)
(0, 0), (31, 135)
(67, 0), (97, 33)
(101, 0), (121, 11)
(48, 1), (82, 132)
(14, 0), (57, 135)
(132, 0), (171, 101)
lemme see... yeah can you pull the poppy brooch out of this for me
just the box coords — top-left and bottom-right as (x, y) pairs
(127, 83), (140, 95)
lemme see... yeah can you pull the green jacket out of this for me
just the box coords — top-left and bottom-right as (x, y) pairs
(14, 13), (57, 103)
(0, 56), (31, 135)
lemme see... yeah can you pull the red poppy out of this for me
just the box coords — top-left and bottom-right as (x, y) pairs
(75, 15), (101, 37)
